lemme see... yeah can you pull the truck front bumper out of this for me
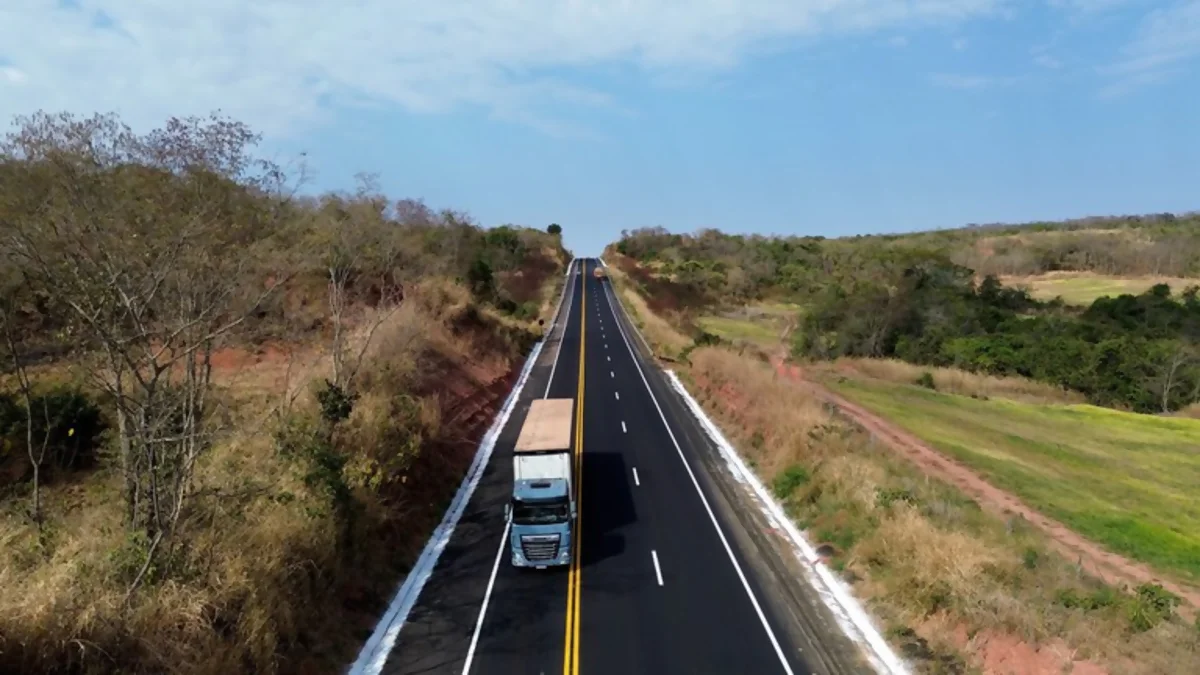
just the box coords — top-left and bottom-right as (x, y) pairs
(511, 542), (571, 568)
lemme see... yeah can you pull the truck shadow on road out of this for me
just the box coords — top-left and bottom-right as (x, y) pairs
(580, 451), (636, 569)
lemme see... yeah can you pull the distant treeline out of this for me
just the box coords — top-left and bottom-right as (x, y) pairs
(611, 222), (1200, 413)
(612, 215), (1200, 303)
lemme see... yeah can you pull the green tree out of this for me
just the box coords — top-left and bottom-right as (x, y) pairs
(547, 223), (562, 235)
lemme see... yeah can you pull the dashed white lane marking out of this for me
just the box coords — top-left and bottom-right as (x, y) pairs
(652, 550), (664, 586)
(614, 391), (620, 400)
(633, 466), (640, 485)
(610, 371), (615, 378)
(621, 421), (627, 433)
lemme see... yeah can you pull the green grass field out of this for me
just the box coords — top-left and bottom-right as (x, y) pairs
(1001, 274), (1200, 306)
(697, 302), (800, 347)
(697, 315), (783, 345)
(829, 377), (1200, 583)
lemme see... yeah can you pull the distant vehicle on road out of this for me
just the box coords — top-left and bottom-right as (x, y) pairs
(507, 398), (576, 568)
(593, 266), (607, 281)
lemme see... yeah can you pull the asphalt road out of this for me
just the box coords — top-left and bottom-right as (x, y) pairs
(373, 258), (869, 675)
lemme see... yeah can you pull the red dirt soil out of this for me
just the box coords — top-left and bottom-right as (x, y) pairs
(935, 622), (1109, 675)
(769, 357), (1200, 618)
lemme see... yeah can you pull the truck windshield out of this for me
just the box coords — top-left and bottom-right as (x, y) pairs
(512, 501), (569, 525)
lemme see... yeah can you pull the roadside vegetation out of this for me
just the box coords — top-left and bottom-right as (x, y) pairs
(684, 347), (1200, 674)
(0, 111), (570, 674)
(605, 218), (1200, 673)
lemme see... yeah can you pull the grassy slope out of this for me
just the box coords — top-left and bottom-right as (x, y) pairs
(687, 348), (1200, 675)
(829, 376), (1200, 583)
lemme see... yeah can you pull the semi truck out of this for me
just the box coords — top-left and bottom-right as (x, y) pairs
(507, 398), (576, 568)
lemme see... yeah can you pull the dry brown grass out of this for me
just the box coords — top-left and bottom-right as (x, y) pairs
(607, 266), (691, 359)
(685, 345), (1200, 675)
(0, 280), (536, 674)
(1174, 402), (1200, 419)
(811, 357), (1084, 405)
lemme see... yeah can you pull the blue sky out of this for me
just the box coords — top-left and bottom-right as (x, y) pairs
(2, 1), (1198, 256)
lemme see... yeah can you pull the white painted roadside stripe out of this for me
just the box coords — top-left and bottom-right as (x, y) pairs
(462, 518), (512, 675)
(599, 283), (795, 675)
(666, 371), (910, 675)
(632, 466), (640, 485)
(651, 550), (664, 586)
(349, 339), (546, 675)
(601, 281), (909, 675)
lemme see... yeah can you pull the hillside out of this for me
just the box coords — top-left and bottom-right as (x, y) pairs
(0, 111), (570, 674)
(607, 220), (1200, 414)
(603, 218), (1200, 674)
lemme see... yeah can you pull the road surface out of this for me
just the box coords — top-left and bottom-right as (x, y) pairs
(369, 259), (874, 675)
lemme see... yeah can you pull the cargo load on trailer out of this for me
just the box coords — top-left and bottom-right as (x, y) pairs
(507, 398), (576, 568)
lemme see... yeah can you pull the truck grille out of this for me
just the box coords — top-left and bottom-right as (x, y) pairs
(521, 535), (561, 561)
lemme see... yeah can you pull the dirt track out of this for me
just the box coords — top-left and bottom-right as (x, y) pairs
(770, 358), (1200, 617)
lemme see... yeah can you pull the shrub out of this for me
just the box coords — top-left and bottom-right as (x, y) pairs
(1127, 583), (1180, 632)
(915, 372), (937, 390)
(772, 464), (810, 500)
(0, 387), (106, 480)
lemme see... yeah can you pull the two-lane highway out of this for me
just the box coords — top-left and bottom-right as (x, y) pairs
(364, 258), (866, 675)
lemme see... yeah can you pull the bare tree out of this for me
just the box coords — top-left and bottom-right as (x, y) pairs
(311, 177), (410, 393)
(1, 111), (291, 595)
(0, 268), (52, 526)
(1148, 345), (1198, 413)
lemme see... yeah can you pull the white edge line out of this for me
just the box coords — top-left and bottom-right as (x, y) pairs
(632, 466), (640, 485)
(651, 549), (664, 586)
(348, 338), (544, 675)
(597, 284), (795, 675)
(349, 258), (579, 675)
(664, 370), (910, 675)
(601, 279), (908, 675)
(462, 518), (512, 674)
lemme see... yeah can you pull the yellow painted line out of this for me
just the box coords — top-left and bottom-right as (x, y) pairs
(563, 266), (586, 675)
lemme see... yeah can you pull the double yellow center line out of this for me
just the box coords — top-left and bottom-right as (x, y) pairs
(562, 266), (586, 674)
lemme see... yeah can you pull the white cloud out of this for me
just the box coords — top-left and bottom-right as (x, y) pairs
(929, 72), (1020, 88)
(0, 0), (1006, 136)
(1103, 0), (1200, 95)
(1050, 0), (1137, 13)
(0, 66), (28, 85)
(888, 35), (910, 47)
(953, 37), (970, 50)
(1033, 53), (1063, 68)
